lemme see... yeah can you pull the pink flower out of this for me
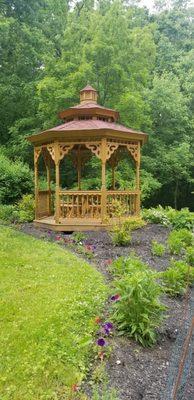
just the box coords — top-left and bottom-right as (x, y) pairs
(105, 259), (113, 265)
(55, 235), (61, 241)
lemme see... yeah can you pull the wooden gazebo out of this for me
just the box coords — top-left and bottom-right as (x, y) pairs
(27, 85), (147, 231)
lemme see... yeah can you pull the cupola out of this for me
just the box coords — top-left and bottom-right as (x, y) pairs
(80, 84), (98, 104)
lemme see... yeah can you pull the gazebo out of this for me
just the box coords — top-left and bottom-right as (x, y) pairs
(27, 85), (147, 231)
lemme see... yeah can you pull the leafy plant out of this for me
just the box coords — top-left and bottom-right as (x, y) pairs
(166, 207), (194, 231)
(162, 260), (194, 297)
(167, 229), (193, 254)
(151, 240), (165, 257)
(142, 206), (170, 226)
(0, 204), (17, 223)
(185, 246), (194, 267)
(123, 217), (146, 231)
(91, 382), (118, 400)
(111, 225), (132, 246)
(0, 151), (33, 204)
(72, 232), (86, 243)
(17, 194), (35, 222)
(110, 254), (148, 278)
(112, 271), (165, 346)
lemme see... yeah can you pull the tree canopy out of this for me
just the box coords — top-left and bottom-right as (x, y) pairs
(0, 0), (194, 209)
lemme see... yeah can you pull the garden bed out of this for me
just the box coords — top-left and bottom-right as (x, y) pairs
(19, 222), (194, 399)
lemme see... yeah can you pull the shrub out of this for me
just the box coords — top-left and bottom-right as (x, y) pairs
(162, 261), (194, 297)
(123, 217), (146, 231)
(0, 195), (35, 224)
(151, 240), (165, 257)
(0, 151), (33, 204)
(112, 271), (165, 346)
(185, 247), (194, 267)
(166, 207), (194, 231)
(142, 206), (194, 231)
(111, 254), (148, 277)
(142, 206), (170, 226)
(17, 194), (35, 222)
(111, 225), (132, 246)
(0, 204), (17, 223)
(167, 229), (193, 255)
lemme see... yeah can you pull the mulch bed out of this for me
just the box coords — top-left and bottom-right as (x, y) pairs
(19, 223), (193, 400)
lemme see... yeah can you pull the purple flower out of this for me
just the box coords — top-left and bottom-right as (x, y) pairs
(111, 294), (120, 302)
(104, 322), (113, 330)
(103, 322), (113, 335)
(97, 337), (106, 347)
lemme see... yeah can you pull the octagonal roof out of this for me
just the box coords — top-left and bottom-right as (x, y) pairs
(27, 85), (148, 145)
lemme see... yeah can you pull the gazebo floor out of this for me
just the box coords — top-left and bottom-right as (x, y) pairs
(34, 216), (108, 231)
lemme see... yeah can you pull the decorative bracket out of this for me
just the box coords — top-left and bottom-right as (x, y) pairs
(126, 143), (139, 162)
(106, 143), (119, 160)
(85, 143), (102, 159)
(47, 143), (74, 163)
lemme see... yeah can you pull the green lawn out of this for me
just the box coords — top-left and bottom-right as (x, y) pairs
(0, 226), (107, 400)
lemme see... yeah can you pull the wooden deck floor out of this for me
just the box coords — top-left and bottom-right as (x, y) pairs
(34, 216), (107, 231)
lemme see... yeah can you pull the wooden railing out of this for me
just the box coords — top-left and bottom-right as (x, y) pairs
(107, 190), (139, 216)
(36, 190), (53, 218)
(59, 190), (102, 219)
(59, 190), (139, 219)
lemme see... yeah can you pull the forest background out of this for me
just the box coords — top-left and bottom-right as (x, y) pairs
(1, 0), (194, 210)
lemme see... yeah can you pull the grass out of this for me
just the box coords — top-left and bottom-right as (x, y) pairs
(0, 226), (107, 400)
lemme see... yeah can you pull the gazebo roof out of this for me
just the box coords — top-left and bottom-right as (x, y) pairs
(27, 84), (148, 144)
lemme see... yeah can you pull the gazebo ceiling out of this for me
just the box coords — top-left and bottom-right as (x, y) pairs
(27, 84), (148, 145)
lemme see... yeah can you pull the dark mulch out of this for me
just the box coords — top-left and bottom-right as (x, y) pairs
(18, 223), (192, 400)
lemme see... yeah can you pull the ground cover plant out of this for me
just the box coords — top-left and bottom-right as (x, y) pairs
(151, 240), (166, 256)
(142, 207), (194, 230)
(167, 228), (193, 254)
(161, 260), (194, 297)
(0, 226), (107, 400)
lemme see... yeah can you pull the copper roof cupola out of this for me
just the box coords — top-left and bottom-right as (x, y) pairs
(80, 84), (98, 104)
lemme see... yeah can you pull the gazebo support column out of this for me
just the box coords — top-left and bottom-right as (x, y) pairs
(54, 143), (61, 224)
(46, 162), (51, 215)
(34, 147), (41, 220)
(77, 145), (81, 190)
(136, 142), (141, 215)
(101, 138), (107, 223)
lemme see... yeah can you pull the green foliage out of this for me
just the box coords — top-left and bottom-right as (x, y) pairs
(165, 207), (194, 230)
(143, 206), (194, 230)
(91, 383), (118, 400)
(0, 195), (35, 224)
(185, 246), (194, 267)
(151, 240), (166, 257)
(112, 271), (165, 346)
(111, 225), (132, 246)
(0, 204), (17, 223)
(72, 232), (86, 243)
(0, 151), (33, 204)
(162, 260), (194, 297)
(0, 226), (107, 399)
(17, 194), (35, 222)
(123, 217), (146, 231)
(142, 206), (170, 226)
(167, 229), (193, 255)
(111, 254), (149, 278)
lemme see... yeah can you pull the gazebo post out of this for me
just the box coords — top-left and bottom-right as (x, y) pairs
(34, 147), (41, 220)
(46, 161), (51, 215)
(77, 145), (81, 190)
(54, 142), (60, 224)
(136, 142), (141, 215)
(101, 138), (107, 223)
